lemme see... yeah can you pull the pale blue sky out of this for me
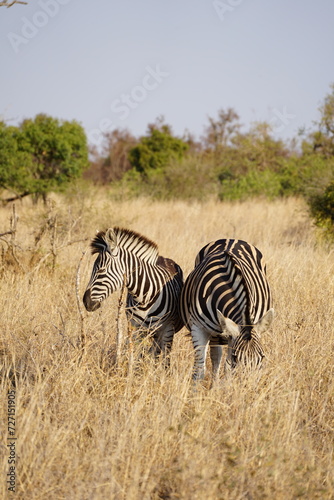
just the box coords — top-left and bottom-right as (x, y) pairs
(1, 0), (333, 146)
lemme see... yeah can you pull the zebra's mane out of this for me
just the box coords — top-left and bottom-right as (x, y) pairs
(91, 231), (109, 255)
(91, 227), (159, 264)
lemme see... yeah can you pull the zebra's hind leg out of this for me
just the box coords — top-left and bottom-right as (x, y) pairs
(191, 326), (210, 381)
(209, 344), (223, 384)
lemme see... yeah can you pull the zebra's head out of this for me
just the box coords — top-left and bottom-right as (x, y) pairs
(83, 227), (160, 312)
(83, 229), (126, 312)
(217, 308), (274, 370)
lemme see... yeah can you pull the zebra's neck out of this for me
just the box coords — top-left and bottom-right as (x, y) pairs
(124, 255), (166, 306)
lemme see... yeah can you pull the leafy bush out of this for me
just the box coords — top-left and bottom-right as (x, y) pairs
(88, 89), (334, 208)
(128, 125), (188, 178)
(219, 169), (283, 201)
(308, 180), (334, 237)
(0, 114), (88, 201)
(162, 155), (218, 200)
(0, 122), (34, 195)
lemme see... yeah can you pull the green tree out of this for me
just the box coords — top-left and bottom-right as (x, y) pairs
(301, 84), (334, 238)
(210, 120), (293, 200)
(231, 122), (289, 171)
(0, 121), (34, 196)
(0, 114), (88, 200)
(128, 119), (188, 179)
(306, 83), (334, 157)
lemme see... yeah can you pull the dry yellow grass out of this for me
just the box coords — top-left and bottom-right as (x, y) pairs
(0, 190), (333, 499)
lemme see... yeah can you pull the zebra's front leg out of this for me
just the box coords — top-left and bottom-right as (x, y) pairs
(210, 344), (223, 382)
(150, 325), (174, 368)
(191, 326), (210, 381)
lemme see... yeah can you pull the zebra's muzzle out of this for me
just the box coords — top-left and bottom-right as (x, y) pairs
(83, 289), (101, 312)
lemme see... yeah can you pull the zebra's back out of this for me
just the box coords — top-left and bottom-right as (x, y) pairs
(195, 238), (267, 274)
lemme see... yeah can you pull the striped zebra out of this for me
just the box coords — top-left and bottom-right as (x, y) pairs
(83, 227), (184, 360)
(180, 238), (274, 380)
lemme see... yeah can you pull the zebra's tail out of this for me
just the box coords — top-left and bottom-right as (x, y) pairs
(216, 308), (274, 338)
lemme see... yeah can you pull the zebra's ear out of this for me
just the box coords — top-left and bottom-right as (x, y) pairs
(105, 228), (119, 256)
(255, 308), (274, 336)
(217, 310), (240, 339)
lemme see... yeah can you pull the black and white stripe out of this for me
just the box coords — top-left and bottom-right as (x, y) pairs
(180, 238), (274, 380)
(83, 227), (184, 359)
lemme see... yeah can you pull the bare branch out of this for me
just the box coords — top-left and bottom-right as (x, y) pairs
(0, 230), (13, 238)
(2, 204), (27, 273)
(1, 192), (30, 204)
(76, 248), (88, 353)
(49, 213), (58, 272)
(52, 312), (76, 349)
(0, 1), (28, 8)
(57, 237), (90, 250)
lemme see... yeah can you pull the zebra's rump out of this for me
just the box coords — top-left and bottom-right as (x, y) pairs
(195, 238), (267, 274)
(181, 238), (272, 335)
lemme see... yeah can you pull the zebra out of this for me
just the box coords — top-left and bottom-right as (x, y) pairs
(83, 227), (184, 360)
(180, 238), (274, 380)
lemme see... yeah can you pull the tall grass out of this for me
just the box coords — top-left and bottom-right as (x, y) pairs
(0, 191), (333, 499)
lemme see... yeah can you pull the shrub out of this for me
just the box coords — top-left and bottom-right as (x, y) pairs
(308, 180), (334, 238)
(128, 125), (188, 178)
(219, 169), (283, 201)
(0, 114), (88, 201)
